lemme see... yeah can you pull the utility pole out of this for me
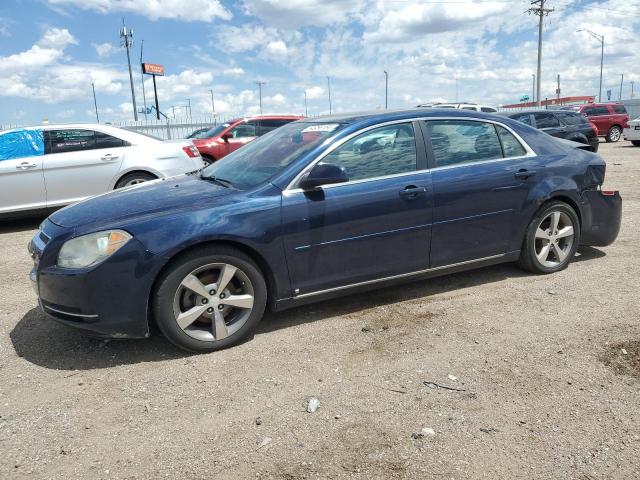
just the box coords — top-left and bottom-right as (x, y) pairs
(209, 89), (216, 125)
(255, 81), (266, 114)
(119, 19), (138, 121)
(304, 90), (308, 117)
(619, 74), (624, 100)
(557, 74), (560, 102)
(327, 76), (332, 114)
(140, 39), (147, 120)
(186, 98), (192, 121)
(532, 74), (535, 104)
(384, 70), (388, 109)
(91, 82), (99, 123)
(455, 73), (459, 103)
(578, 29), (604, 102)
(631, 81), (635, 99)
(529, 0), (553, 107)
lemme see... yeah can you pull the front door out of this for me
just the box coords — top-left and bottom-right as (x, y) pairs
(43, 129), (125, 207)
(223, 120), (258, 156)
(423, 119), (537, 267)
(0, 129), (46, 214)
(282, 121), (432, 295)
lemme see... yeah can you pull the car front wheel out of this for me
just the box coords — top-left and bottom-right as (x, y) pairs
(518, 201), (580, 274)
(606, 126), (622, 142)
(152, 246), (267, 352)
(632, 140), (640, 147)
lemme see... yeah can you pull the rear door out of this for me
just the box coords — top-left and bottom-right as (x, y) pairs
(583, 106), (610, 135)
(43, 129), (125, 207)
(423, 119), (539, 267)
(258, 118), (295, 136)
(0, 129), (47, 214)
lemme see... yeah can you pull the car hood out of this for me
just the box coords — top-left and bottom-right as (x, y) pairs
(49, 174), (234, 228)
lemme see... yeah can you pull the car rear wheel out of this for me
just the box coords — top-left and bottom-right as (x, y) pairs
(518, 201), (580, 274)
(606, 126), (622, 143)
(115, 172), (157, 188)
(632, 140), (640, 147)
(152, 246), (267, 352)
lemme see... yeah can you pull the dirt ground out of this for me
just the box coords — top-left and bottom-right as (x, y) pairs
(1, 141), (639, 479)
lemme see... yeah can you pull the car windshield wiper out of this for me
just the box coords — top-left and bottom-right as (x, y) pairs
(200, 172), (234, 188)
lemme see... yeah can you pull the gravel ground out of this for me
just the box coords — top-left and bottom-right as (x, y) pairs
(1, 141), (639, 479)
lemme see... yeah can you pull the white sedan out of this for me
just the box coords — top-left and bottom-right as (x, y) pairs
(623, 117), (640, 146)
(0, 123), (204, 216)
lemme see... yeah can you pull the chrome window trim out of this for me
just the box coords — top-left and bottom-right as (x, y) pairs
(283, 116), (536, 194)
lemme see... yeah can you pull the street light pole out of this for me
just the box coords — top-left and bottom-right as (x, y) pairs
(578, 29), (604, 102)
(384, 70), (388, 109)
(91, 82), (99, 123)
(304, 90), (308, 117)
(619, 74), (624, 100)
(209, 89), (216, 125)
(119, 19), (138, 121)
(255, 81), (265, 114)
(532, 74), (536, 104)
(327, 76), (332, 114)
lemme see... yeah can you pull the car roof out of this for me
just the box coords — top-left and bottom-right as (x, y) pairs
(505, 109), (579, 116)
(300, 108), (504, 126)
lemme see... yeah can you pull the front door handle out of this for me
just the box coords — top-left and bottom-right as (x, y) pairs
(16, 162), (37, 170)
(399, 185), (427, 199)
(514, 169), (536, 179)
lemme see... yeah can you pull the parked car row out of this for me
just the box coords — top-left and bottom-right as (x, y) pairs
(27, 109), (621, 352)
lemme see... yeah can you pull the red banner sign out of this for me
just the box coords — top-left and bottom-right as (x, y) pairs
(142, 63), (165, 76)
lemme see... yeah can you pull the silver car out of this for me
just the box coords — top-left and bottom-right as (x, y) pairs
(0, 123), (205, 216)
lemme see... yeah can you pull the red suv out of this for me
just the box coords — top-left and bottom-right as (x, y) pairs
(561, 103), (629, 143)
(192, 115), (303, 164)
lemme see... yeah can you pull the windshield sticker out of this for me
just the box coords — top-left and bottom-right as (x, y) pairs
(301, 124), (340, 133)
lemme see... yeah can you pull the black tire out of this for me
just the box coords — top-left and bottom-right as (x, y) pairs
(115, 172), (157, 189)
(152, 246), (267, 353)
(518, 201), (580, 274)
(606, 125), (622, 143)
(632, 140), (640, 147)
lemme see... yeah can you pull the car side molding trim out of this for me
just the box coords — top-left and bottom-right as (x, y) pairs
(293, 252), (517, 299)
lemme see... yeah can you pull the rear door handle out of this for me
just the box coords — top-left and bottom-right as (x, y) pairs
(514, 169), (536, 179)
(16, 162), (37, 170)
(101, 154), (120, 161)
(399, 185), (427, 199)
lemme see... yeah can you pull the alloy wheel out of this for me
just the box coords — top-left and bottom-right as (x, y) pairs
(172, 263), (255, 342)
(534, 211), (575, 268)
(609, 127), (621, 142)
(124, 178), (149, 186)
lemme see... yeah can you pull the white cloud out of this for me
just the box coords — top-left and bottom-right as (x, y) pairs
(266, 93), (286, 105)
(56, 109), (76, 119)
(305, 86), (324, 99)
(93, 42), (117, 58)
(223, 67), (245, 77)
(213, 24), (278, 53)
(265, 40), (288, 58)
(243, 0), (364, 29)
(46, 0), (231, 22)
(0, 28), (77, 73)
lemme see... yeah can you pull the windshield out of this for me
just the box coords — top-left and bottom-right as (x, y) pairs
(201, 121), (343, 190)
(199, 124), (230, 138)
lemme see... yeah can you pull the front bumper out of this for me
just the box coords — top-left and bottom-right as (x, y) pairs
(29, 223), (158, 338)
(580, 190), (622, 247)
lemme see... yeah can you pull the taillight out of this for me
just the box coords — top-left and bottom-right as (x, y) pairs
(601, 190), (617, 196)
(182, 145), (200, 158)
(590, 122), (598, 135)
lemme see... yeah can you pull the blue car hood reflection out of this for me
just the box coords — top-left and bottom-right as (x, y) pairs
(49, 174), (233, 228)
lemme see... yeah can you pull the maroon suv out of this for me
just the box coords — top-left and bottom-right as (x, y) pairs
(561, 103), (629, 142)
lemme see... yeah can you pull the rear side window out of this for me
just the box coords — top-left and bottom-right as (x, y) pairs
(48, 130), (96, 154)
(496, 126), (526, 157)
(426, 120), (503, 167)
(481, 107), (497, 113)
(461, 106), (476, 111)
(95, 131), (128, 148)
(613, 105), (627, 114)
(533, 112), (560, 128)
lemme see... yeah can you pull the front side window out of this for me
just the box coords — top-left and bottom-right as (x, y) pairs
(259, 119), (293, 136)
(591, 107), (609, 116)
(481, 107), (497, 113)
(203, 122), (343, 190)
(426, 120), (503, 167)
(48, 130), (96, 154)
(0, 129), (44, 160)
(322, 123), (417, 182)
(533, 113), (560, 128)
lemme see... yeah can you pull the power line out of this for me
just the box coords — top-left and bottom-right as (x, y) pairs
(528, 0), (554, 107)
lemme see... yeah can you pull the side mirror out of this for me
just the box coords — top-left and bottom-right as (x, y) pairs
(299, 163), (349, 190)
(222, 132), (233, 142)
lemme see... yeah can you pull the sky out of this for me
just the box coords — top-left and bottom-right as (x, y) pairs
(0, 0), (638, 126)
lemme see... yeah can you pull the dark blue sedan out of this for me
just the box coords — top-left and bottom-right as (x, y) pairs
(28, 109), (621, 352)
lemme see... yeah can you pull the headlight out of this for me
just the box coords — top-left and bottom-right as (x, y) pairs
(57, 230), (132, 269)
